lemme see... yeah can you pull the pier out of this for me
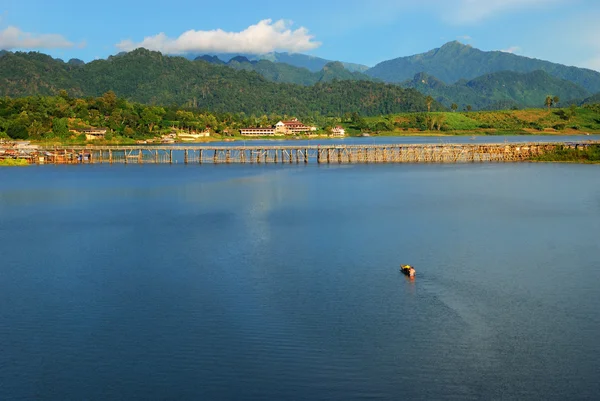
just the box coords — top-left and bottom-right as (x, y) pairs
(4, 142), (599, 165)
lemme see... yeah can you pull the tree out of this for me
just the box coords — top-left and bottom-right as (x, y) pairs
(7, 123), (28, 139)
(27, 121), (45, 139)
(52, 118), (69, 138)
(176, 110), (195, 127)
(425, 95), (434, 112)
(141, 108), (161, 132)
(99, 90), (118, 114)
(58, 89), (70, 101)
(545, 95), (554, 111)
(350, 112), (367, 130)
(451, 103), (458, 112)
(466, 105), (472, 112)
(569, 104), (577, 118)
(553, 96), (560, 108)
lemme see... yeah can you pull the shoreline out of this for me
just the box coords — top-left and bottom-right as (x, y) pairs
(20, 131), (600, 147)
(2, 142), (598, 166)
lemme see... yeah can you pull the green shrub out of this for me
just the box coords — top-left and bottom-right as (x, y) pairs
(0, 158), (29, 166)
(529, 122), (544, 131)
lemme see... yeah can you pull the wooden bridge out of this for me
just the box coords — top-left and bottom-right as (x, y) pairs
(9, 141), (600, 165)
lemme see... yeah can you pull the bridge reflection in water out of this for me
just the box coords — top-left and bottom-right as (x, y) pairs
(25, 142), (599, 165)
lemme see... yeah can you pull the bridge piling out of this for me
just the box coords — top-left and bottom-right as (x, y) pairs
(20, 142), (598, 166)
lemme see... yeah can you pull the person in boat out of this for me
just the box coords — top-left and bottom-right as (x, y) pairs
(401, 265), (416, 276)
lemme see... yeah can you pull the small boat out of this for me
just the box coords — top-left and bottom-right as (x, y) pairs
(400, 264), (416, 278)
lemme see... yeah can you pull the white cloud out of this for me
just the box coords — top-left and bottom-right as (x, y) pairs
(457, 35), (472, 41)
(116, 19), (321, 55)
(0, 25), (76, 50)
(501, 46), (521, 54)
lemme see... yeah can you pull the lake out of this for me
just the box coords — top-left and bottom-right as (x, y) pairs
(1, 163), (599, 400)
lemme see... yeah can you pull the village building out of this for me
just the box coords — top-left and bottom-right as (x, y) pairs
(241, 118), (317, 136)
(331, 126), (346, 137)
(160, 132), (177, 143)
(79, 128), (107, 140)
(275, 118), (317, 135)
(240, 127), (278, 136)
(178, 129), (211, 141)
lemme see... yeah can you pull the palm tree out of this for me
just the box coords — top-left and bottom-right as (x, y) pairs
(466, 105), (472, 112)
(451, 103), (458, 112)
(425, 95), (434, 112)
(553, 96), (560, 108)
(545, 95), (554, 111)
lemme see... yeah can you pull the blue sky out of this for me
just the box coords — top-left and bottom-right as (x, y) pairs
(1, 0), (600, 70)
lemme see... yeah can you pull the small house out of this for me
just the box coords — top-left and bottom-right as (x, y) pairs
(80, 128), (107, 140)
(331, 126), (346, 137)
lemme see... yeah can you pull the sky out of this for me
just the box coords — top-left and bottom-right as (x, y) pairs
(1, 0), (600, 71)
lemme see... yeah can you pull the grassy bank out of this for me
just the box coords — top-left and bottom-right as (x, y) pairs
(358, 107), (600, 135)
(532, 145), (600, 163)
(0, 158), (29, 166)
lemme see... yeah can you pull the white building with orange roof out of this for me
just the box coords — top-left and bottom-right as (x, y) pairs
(275, 118), (317, 135)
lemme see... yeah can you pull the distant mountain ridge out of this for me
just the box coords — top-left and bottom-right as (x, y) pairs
(185, 51), (369, 73)
(402, 70), (591, 110)
(195, 54), (376, 86)
(194, 55), (225, 65)
(366, 41), (600, 93)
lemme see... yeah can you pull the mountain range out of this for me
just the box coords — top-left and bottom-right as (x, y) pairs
(0, 48), (435, 116)
(366, 41), (600, 93)
(192, 43), (599, 109)
(1, 41), (600, 112)
(186, 51), (369, 73)
(195, 55), (376, 86)
(402, 70), (590, 110)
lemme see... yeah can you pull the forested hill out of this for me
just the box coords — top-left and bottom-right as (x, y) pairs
(402, 70), (591, 110)
(366, 41), (600, 93)
(257, 52), (370, 73)
(0, 49), (439, 116)
(581, 92), (600, 105)
(188, 51), (369, 73)
(203, 55), (376, 85)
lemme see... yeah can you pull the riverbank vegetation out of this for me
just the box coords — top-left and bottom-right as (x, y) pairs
(0, 158), (29, 166)
(531, 144), (600, 163)
(0, 94), (599, 144)
(355, 104), (600, 135)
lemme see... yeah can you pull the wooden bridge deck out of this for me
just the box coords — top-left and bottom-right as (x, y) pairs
(7, 141), (599, 165)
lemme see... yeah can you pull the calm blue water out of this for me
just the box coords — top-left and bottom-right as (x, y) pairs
(1, 163), (600, 400)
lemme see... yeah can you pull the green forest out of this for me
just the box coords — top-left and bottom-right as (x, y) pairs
(1, 47), (600, 143)
(1, 93), (599, 143)
(0, 49), (437, 116)
(0, 92), (337, 142)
